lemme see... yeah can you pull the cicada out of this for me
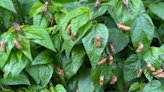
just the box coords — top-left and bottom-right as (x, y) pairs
(137, 68), (142, 77)
(41, 4), (48, 14)
(136, 42), (143, 53)
(66, 24), (71, 35)
(122, 0), (128, 7)
(11, 22), (25, 36)
(109, 41), (115, 55)
(97, 58), (107, 65)
(99, 75), (104, 85)
(95, 34), (101, 47)
(117, 22), (130, 31)
(50, 17), (55, 26)
(147, 62), (155, 71)
(109, 75), (117, 85)
(108, 55), (113, 65)
(1, 41), (6, 52)
(14, 39), (23, 50)
(94, 0), (101, 11)
(71, 33), (76, 40)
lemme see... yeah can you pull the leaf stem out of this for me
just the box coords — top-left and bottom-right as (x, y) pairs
(90, 11), (97, 24)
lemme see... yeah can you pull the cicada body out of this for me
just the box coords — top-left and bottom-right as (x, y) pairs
(136, 42), (144, 53)
(108, 55), (113, 65)
(147, 62), (155, 71)
(97, 58), (107, 65)
(117, 22), (130, 31)
(110, 75), (117, 85)
(71, 33), (76, 40)
(99, 75), (104, 85)
(122, 0), (128, 7)
(137, 68), (142, 77)
(1, 41), (6, 52)
(66, 24), (71, 35)
(41, 4), (48, 14)
(11, 22), (25, 36)
(51, 17), (55, 26)
(109, 41), (115, 55)
(14, 39), (23, 50)
(94, 0), (101, 11)
(95, 34), (101, 47)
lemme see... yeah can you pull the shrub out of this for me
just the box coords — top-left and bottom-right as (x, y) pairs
(0, 0), (164, 91)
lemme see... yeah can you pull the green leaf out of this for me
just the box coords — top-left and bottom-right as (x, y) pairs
(29, 2), (44, 18)
(16, 51), (22, 61)
(104, 16), (117, 29)
(39, 64), (53, 87)
(114, 0), (141, 25)
(78, 69), (94, 92)
(131, 13), (154, 56)
(143, 80), (164, 91)
(18, 0), (39, 18)
(49, 81), (55, 92)
(67, 76), (78, 92)
(1, 89), (14, 92)
(63, 21), (92, 58)
(160, 44), (164, 61)
(108, 28), (129, 54)
(25, 61), (40, 84)
(91, 62), (112, 90)
(140, 83), (146, 90)
(93, 3), (108, 18)
(32, 49), (52, 65)
(54, 84), (67, 92)
(124, 54), (141, 82)
(51, 0), (77, 6)
(63, 1), (83, 11)
(82, 23), (108, 69)
(98, 0), (109, 1)
(143, 47), (164, 68)
(149, 2), (164, 20)
(33, 14), (49, 28)
(26, 63), (53, 87)
(0, 0), (16, 13)
(52, 32), (62, 52)
(40, 89), (51, 92)
(0, 28), (15, 69)
(0, 7), (11, 28)
(44, 11), (53, 22)
(116, 62), (124, 91)
(47, 25), (58, 34)
(129, 82), (140, 92)
(55, 12), (66, 25)
(144, 69), (153, 82)
(0, 72), (30, 85)
(154, 27), (162, 45)
(107, 0), (117, 23)
(71, 12), (92, 35)
(22, 25), (56, 52)
(58, 7), (90, 34)
(3, 52), (27, 77)
(88, 3), (108, 18)
(158, 23), (164, 39)
(60, 45), (85, 79)
(19, 38), (32, 61)
(27, 85), (45, 91)
(71, 45), (86, 72)
(21, 25), (43, 40)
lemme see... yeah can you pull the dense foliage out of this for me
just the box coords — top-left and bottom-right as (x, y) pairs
(0, 0), (164, 92)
